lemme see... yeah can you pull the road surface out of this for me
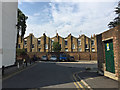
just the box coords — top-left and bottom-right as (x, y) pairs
(3, 61), (97, 89)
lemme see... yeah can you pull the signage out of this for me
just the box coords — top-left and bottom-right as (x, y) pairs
(107, 43), (110, 51)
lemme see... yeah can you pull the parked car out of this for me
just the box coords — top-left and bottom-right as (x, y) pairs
(41, 55), (47, 61)
(59, 54), (68, 61)
(69, 56), (75, 61)
(50, 55), (57, 61)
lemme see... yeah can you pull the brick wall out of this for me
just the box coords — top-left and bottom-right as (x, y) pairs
(97, 25), (120, 79)
(96, 34), (104, 73)
(27, 52), (97, 61)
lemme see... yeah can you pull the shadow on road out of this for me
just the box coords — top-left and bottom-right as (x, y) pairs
(2, 62), (97, 89)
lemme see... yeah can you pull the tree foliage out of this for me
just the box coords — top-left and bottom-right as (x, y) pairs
(16, 48), (27, 56)
(53, 42), (61, 52)
(16, 9), (28, 47)
(17, 8), (28, 37)
(108, 1), (120, 28)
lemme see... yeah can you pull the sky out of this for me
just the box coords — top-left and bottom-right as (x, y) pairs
(18, 0), (119, 38)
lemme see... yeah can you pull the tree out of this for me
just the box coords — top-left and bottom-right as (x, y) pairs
(16, 48), (27, 57)
(108, 1), (120, 28)
(16, 9), (28, 48)
(53, 42), (61, 52)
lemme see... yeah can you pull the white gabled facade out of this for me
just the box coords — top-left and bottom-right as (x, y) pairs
(0, 1), (18, 68)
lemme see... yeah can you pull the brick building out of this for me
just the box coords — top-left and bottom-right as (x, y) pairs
(18, 33), (97, 53)
(97, 26), (120, 80)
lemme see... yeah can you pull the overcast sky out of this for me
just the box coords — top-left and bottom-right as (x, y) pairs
(18, 0), (119, 38)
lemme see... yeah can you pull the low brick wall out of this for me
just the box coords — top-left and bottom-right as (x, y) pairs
(27, 52), (97, 61)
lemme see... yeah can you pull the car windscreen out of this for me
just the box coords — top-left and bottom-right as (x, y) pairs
(70, 56), (74, 58)
(42, 56), (46, 58)
(51, 56), (56, 58)
(60, 54), (66, 57)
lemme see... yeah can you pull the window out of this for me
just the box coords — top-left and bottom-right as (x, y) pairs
(78, 39), (81, 46)
(92, 48), (95, 52)
(38, 39), (41, 45)
(25, 48), (27, 52)
(38, 48), (41, 52)
(45, 44), (48, 49)
(91, 40), (94, 46)
(65, 48), (68, 52)
(65, 40), (67, 45)
(60, 44), (61, 49)
(78, 48), (82, 52)
(52, 50), (54, 52)
(51, 39), (54, 45)
(18, 44), (20, 48)
(85, 44), (89, 49)
(72, 44), (75, 49)
(24, 39), (27, 46)
(32, 44), (34, 48)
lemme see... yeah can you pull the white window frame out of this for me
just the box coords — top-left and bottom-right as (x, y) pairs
(38, 48), (41, 52)
(38, 39), (41, 46)
(24, 39), (27, 46)
(65, 39), (67, 46)
(45, 44), (48, 49)
(65, 48), (68, 52)
(78, 48), (82, 52)
(85, 44), (89, 49)
(91, 40), (94, 46)
(51, 39), (54, 45)
(92, 48), (95, 52)
(78, 39), (81, 46)
(72, 44), (75, 49)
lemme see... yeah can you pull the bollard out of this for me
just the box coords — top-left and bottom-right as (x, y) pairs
(30, 60), (31, 64)
(17, 62), (20, 69)
(26, 61), (27, 67)
(2, 66), (5, 75)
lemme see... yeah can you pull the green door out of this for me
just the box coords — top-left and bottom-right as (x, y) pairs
(105, 40), (115, 73)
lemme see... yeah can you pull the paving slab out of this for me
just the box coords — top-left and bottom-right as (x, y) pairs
(78, 71), (119, 88)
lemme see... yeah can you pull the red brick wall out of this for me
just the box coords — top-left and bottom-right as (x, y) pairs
(118, 27), (120, 82)
(27, 52), (97, 61)
(96, 34), (104, 72)
(91, 52), (97, 60)
(97, 25), (120, 78)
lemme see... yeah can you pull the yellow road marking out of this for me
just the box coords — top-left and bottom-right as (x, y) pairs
(73, 73), (84, 89)
(73, 80), (79, 88)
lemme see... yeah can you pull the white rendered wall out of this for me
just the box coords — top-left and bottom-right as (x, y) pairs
(1, 2), (18, 67)
(0, 1), (2, 68)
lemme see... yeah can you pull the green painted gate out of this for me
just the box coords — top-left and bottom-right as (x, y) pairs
(105, 40), (115, 73)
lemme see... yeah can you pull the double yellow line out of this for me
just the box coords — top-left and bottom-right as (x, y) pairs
(73, 73), (85, 89)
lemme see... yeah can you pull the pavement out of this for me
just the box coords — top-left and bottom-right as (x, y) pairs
(2, 61), (118, 89)
(2, 62), (36, 80)
(77, 70), (119, 89)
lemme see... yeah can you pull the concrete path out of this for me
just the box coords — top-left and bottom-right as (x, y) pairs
(77, 70), (119, 88)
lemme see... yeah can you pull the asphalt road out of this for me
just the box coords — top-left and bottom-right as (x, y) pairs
(2, 61), (97, 89)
